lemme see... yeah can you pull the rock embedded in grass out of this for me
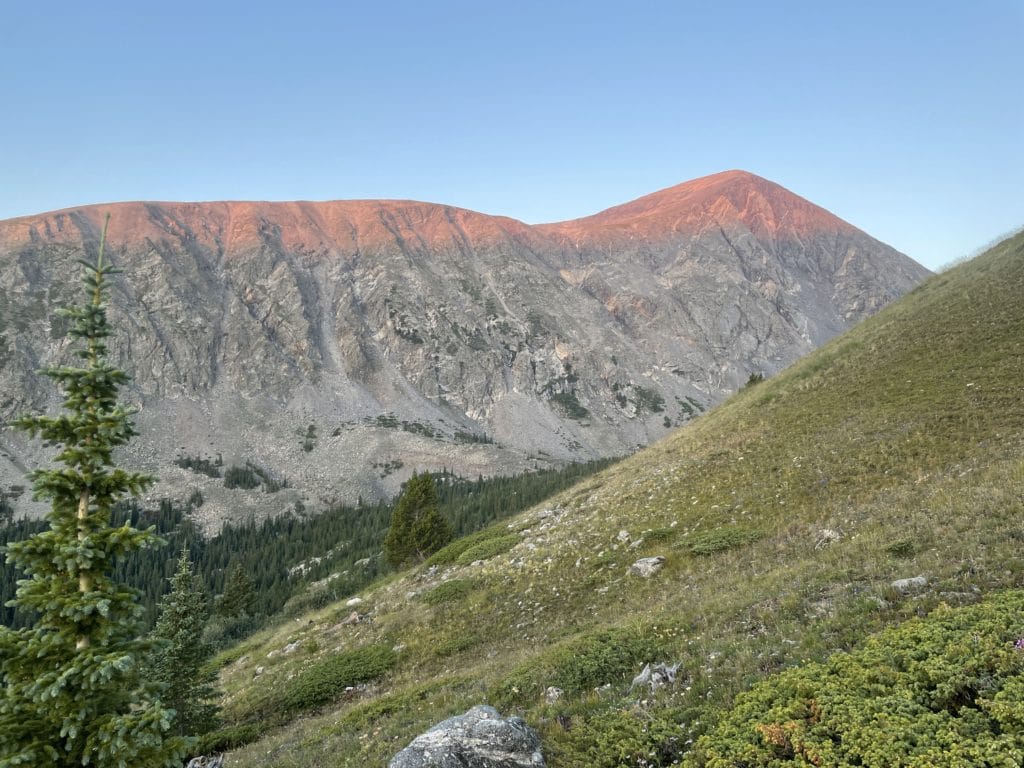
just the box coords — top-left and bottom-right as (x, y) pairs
(629, 556), (666, 578)
(389, 704), (545, 768)
(815, 528), (842, 549)
(891, 575), (928, 593)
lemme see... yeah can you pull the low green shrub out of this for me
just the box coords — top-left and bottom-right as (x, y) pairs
(493, 624), (665, 706)
(886, 538), (916, 558)
(422, 579), (476, 606)
(688, 526), (761, 556)
(455, 534), (519, 565)
(194, 723), (262, 754)
(433, 631), (481, 658)
(340, 678), (465, 729)
(687, 590), (1024, 766)
(643, 527), (676, 543)
(208, 639), (257, 670)
(280, 585), (334, 617)
(554, 706), (687, 768)
(282, 644), (398, 713)
(425, 526), (509, 567)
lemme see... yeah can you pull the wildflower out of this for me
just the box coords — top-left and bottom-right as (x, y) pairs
(1015, 638), (1024, 651)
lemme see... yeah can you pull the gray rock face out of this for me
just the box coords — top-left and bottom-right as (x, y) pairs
(0, 172), (930, 528)
(891, 575), (928, 593)
(629, 556), (666, 577)
(389, 705), (544, 768)
(630, 661), (681, 694)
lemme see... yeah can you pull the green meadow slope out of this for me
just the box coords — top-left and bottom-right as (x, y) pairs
(215, 231), (1024, 767)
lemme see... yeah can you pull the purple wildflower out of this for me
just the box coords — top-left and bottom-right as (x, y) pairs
(1015, 638), (1024, 651)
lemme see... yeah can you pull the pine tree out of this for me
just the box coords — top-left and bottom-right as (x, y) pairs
(216, 561), (255, 618)
(383, 472), (453, 567)
(0, 216), (186, 767)
(205, 560), (257, 646)
(150, 548), (220, 738)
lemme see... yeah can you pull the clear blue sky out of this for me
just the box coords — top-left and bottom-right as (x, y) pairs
(2, 1), (1021, 270)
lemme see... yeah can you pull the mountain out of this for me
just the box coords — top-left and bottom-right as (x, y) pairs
(213, 228), (1024, 766)
(0, 171), (929, 528)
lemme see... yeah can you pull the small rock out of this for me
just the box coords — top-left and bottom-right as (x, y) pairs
(389, 704), (545, 768)
(617, 529), (631, 542)
(629, 556), (666, 578)
(630, 661), (681, 694)
(544, 686), (563, 704)
(346, 597), (364, 607)
(355, 557), (371, 568)
(341, 611), (362, 625)
(254, 666), (264, 676)
(891, 575), (928, 593)
(815, 528), (842, 549)
(283, 641), (301, 654)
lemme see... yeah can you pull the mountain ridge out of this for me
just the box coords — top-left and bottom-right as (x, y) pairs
(0, 172), (930, 528)
(0, 170), (874, 252)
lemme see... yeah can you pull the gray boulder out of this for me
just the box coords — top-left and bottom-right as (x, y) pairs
(389, 705), (545, 768)
(629, 556), (666, 578)
(891, 575), (928, 593)
(630, 661), (681, 694)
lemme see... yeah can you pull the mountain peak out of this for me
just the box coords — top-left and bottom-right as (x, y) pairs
(538, 169), (858, 242)
(0, 169), (929, 528)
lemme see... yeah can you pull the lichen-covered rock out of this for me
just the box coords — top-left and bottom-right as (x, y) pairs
(891, 575), (928, 593)
(629, 556), (666, 578)
(815, 528), (842, 549)
(389, 705), (545, 768)
(544, 686), (563, 703)
(630, 661), (681, 694)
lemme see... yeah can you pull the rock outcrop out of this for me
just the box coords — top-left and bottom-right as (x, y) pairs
(389, 705), (544, 768)
(629, 556), (666, 578)
(0, 171), (930, 528)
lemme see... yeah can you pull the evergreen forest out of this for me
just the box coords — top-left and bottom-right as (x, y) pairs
(0, 458), (618, 634)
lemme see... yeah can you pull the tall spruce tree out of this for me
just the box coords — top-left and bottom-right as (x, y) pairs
(0, 216), (186, 767)
(150, 548), (220, 738)
(216, 560), (255, 618)
(383, 472), (453, 567)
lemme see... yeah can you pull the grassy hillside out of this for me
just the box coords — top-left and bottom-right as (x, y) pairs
(213, 231), (1024, 767)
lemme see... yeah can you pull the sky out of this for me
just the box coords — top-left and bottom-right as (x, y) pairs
(1, 1), (1021, 270)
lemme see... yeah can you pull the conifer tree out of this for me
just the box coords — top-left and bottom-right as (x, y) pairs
(150, 548), (220, 738)
(383, 472), (453, 567)
(216, 560), (255, 618)
(0, 216), (186, 767)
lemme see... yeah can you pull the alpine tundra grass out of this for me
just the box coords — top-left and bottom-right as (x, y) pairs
(214, 230), (1024, 767)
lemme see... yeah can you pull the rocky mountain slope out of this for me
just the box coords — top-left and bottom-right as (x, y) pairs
(214, 228), (1023, 767)
(0, 171), (929, 527)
